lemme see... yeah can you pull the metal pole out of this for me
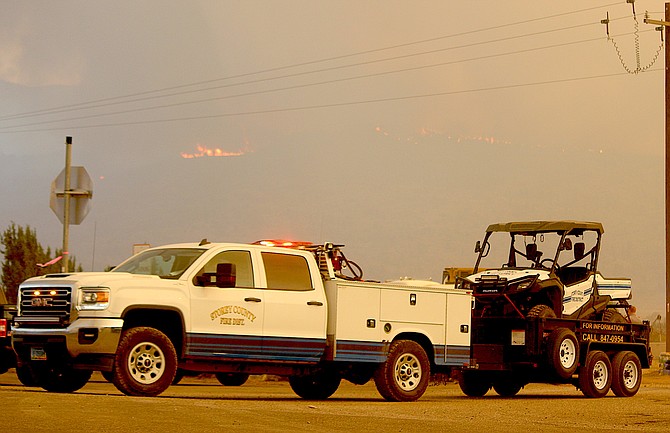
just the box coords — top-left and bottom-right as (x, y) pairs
(666, 3), (670, 352)
(62, 136), (72, 273)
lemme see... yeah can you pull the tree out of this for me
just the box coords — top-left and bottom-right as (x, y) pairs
(0, 223), (82, 303)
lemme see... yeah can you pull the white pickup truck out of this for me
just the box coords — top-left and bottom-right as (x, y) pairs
(12, 240), (472, 401)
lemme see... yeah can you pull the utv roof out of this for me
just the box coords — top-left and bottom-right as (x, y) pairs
(486, 221), (604, 234)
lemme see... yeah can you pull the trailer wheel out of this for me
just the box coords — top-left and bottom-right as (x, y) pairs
(578, 350), (612, 398)
(458, 371), (491, 397)
(39, 366), (92, 393)
(289, 370), (341, 400)
(492, 377), (523, 397)
(611, 351), (642, 397)
(216, 372), (249, 386)
(112, 327), (177, 397)
(547, 328), (579, 379)
(374, 340), (430, 402)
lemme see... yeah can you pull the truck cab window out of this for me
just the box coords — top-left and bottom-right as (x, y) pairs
(261, 252), (313, 291)
(194, 250), (254, 288)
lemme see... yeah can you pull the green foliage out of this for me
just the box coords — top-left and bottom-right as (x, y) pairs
(0, 223), (82, 304)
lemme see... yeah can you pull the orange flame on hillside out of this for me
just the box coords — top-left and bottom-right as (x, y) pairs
(181, 144), (250, 159)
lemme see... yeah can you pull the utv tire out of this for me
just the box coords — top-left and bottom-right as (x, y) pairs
(40, 366), (92, 393)
(374, 340), (430, 402)
(578, 350), (612, 398)
(526, 304), (557, 319)
(458, 371), (491, 397)
(547, 328), (579, 379)
(112, 327), (177, 397)
(216, 372), (249, 386)
(602, 310), (627, 323)
(611, 351), (642, 397)
(289, 370), (341, 400)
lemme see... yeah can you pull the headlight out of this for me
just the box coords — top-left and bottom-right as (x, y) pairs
(78, 288), (110, 310)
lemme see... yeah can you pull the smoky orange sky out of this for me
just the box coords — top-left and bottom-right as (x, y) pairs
(0, 1), (666, 319)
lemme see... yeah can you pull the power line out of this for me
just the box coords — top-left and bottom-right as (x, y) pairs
(0, 2), (623, 122)
(1, 69), (660, 134)
(0, 29), (648, 132)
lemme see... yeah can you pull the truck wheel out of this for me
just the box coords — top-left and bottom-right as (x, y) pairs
(526, 304), (556, 319)
(374, 340), (430, 402)
(216, 372), (249, 386)
(15, 364), (39, 387)
(458, 371), (491, 397)
(112, 327), (177, 397)
(492, 377), (523, 397)
(40, 366), (92, 393)
(289, 370), (341, 400)
(611, 351), (642, 397)
(578, 350), (612, 398)
(547, 328), (579, 379)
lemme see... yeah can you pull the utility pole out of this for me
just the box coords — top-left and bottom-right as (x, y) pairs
(644, 3), (670, 351)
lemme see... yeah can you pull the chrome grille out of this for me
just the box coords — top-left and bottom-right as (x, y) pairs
(19, 287), (72, 324)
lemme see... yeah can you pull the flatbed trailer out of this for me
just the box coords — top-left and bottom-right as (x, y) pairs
(459, 315), (652, 398)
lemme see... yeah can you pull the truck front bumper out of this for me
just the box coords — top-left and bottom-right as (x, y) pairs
(12, 318), (123, 367)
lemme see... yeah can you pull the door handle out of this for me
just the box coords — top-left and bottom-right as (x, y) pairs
(244, 297), (262, 303)
(307, 301), (323, 306)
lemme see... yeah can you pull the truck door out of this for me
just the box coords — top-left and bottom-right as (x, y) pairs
(188, 249), (265, 360)
(259, 251), (327, 361)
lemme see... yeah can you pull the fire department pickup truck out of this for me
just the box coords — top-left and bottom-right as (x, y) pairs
(12, 240), (472, 401)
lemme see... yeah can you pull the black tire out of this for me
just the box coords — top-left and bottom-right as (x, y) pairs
(526, 304), (557, 319)
(15, 364), (39, 387)
(172, 369), (185, 385)
(602, 310), (627, 323)
(492, 376), (523, 397)
(458, 371), (491, 397)
(374, 340), (430, 402)
(578, 350), (612, 398)
(216, 372), (249, 386)
(288, 370), (341, 400)
(611, 351), (642, 397)
(112, 327), (177, 397)
(39, 366), (92, 393)
(101, 370), (114, 382)
(546, 328), (579, 379)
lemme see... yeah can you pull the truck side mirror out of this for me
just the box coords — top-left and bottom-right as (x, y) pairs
(216, 263), (236, 288)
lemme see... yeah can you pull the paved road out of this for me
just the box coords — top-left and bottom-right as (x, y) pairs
(2, 370), (669, 433)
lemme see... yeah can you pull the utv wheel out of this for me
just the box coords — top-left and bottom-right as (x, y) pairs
(611, 351), (642, 397)
(547, 328), (579, 379)
(39, 366), (92, 393)
(112, 327), (177, 397)
(526, 304), (557, 319)
(578, 350), (612, 398)
(216, 372), (249, 386)
(492, 376), (523, 397)
(289, 370), (341, 400)
(374, 340), (430, 402)
(458, 371), (491, 397)
(602, 310), (627, 323)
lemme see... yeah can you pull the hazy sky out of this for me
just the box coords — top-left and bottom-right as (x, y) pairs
(0, 1), (667, 319)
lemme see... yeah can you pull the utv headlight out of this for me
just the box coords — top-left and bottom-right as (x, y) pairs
(78, 288), (110, 310)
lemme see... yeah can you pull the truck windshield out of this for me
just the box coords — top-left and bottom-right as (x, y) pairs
(112, 248), (205, 279)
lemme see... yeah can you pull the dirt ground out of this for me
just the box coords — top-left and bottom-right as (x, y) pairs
(2, 369), (670, 433)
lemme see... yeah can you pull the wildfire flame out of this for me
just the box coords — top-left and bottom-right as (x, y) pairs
(181, 144), (250, 159)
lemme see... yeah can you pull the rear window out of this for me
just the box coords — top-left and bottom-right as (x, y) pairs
(261, 252), (313, 291)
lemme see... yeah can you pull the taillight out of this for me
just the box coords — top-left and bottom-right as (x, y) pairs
(0, 319), (6, 338)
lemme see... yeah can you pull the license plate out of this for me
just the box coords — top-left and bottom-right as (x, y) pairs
(30, 347), (47, 361)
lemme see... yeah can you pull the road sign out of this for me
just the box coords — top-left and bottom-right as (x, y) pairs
(50, 166), (93, 225)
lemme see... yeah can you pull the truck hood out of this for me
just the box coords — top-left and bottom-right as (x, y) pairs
(20, 272), (161, 288)
(465, 268), (550, 284)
